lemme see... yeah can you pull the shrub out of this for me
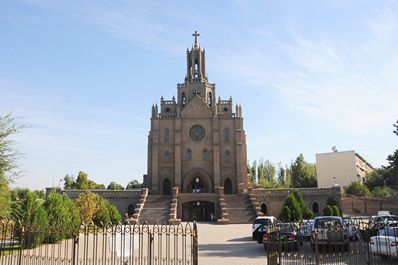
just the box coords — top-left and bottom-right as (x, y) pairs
(75, 192), (100, 224)
(345, 182), (371, 197)
(284, 195), (302, 222)
(302, 207), (314, 219)
(108, 204), (122, 224)
(323, 205), (333, 216)
(371, 186), (392, 197)
(332, 205), (340, 216)
(93, 198), (111, 227)
(279, 206), (291, 222)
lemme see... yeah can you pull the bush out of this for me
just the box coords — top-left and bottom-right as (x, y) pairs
(279, 206), (291, 222)
(371, 186), (392, 197)
(23, 204), (48, 248)
(332, 205), (340, 216)
(108, 204), (122, 224)
(284, 195), (302, 222)
(345, 182), (371, 197)
(93, 199), (111, 227)
(302, 207), (314, 219)
(323, 205), (333, 216)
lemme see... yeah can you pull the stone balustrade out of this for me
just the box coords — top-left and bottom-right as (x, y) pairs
(132, 188), (148, 222)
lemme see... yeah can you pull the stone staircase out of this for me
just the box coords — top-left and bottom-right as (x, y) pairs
(139, 195), (172, 224)
(224, 194), (257, 224)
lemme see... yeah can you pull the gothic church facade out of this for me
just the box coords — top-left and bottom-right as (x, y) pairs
(145, 32), (248, 198)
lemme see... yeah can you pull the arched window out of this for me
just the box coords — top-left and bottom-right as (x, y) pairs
(186, 149), (192, 161)
(194, 59), (199, 78)
(182, 92), (186, 107)
(164, 151), (171, 161)
(164, 128), (169, 144)
(202, 148), (208, 161)
(208, 92), (212, 107)
(224, 151), (230, 161)
(224, 127), (229, 142)
(261, 203), (268, 215)
(312, 202), (319, 213)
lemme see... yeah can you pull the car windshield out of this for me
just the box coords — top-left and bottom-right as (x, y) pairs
(314, 218), (341, 228)
(278, 223), (295, 233)
(255, 219), (270, 225)
(378, 227), (398, 237)
(384, 216), (398, 222)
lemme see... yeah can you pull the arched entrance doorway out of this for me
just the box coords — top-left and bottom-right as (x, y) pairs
(128, 204), (135, 217)
(182, 201), (215, 222)
(163, 179), (171, 195)
(312, 201), (319, 214)
(224, 178), (232, 194)
(190, 177), (208, 193)
(261, 203), (268, 215)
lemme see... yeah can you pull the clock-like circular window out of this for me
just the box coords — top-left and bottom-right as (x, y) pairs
(189, 125), (205, 141)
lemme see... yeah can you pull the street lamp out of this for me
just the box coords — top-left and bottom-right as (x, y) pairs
(332, 177), (336, 186)
(195, 177), (199, 193)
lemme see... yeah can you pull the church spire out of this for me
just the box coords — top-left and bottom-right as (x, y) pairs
(185, 31), (207, 82)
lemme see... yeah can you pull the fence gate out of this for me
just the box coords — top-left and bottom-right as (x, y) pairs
(0, 221), (198, 265)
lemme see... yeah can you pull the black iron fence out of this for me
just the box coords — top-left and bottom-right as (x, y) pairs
(0, 220), (198, 265)
(266, 218), (398, 265)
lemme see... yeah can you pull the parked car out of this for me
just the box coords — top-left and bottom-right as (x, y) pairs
(343, 218), (360, 241)
(369, 227), (398, 259)
(252, 216), (276, 242)
(369, 212), (398, 227)
(300, 219), (314, 240)
(263, 223), (301, 251)
(311, 216), (349, 251)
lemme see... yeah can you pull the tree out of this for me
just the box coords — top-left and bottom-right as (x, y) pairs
(302, 207), (314, 219)
(284, 195), (302, 222)
(247, 160), (257, 184)
(0, 172), (10, 219)
(291, 154), (317, 188)
(0, 114), (23, 219)
(75, 191), (100, 224)
(93, 198), (111, 227)
(107, 182), (124, 191)
(345, 182), (371, 197)
(126, 180), (141, 189)
(63, 174), (76, 189)
(263, 160), (276, 182)
(108, 204), (122, 224)
(74, 171), (105, 190)
(279, 206), (291, 222)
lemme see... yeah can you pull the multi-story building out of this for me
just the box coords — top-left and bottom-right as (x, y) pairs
(316, 150), (373, 189)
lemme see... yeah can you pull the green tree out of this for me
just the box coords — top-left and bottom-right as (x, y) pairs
(126, 180), (141, 189)
(264, 160), (276, 182)
(93, 198), (111, 227)
(74, 171), (105, 190)
(108, 204), (121, 224)
(323, 205), (333, 216)
(107, 182), (124, 191)
(345, 182), (371, 197)
(63, 174), (76, 189)
(279, 206), (291, 222)
(302, 207), (314, 219)
(75, 191), (100, 224)
(0, 114), (23, 219)
(371, 186), (394, 197)
(291, 154), (317, 188)
(284, 195), (302, 222)
(247, 160), (257, 184)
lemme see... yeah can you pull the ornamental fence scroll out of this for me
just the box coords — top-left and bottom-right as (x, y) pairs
(266, 218), (398, 265)
(0, 220), (198, 265)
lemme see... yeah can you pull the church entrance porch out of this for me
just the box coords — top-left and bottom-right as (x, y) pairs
(182, 201), (215, 222)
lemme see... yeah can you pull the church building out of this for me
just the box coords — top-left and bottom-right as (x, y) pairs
(143, 32), (249, 222)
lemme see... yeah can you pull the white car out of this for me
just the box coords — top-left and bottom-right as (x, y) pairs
(252, 216), (276, 242)
(370, 227), (398, 258)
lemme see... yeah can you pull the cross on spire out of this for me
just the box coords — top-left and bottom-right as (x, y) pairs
(192, 31), (200, 47)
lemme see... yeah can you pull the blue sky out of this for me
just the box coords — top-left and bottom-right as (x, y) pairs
(1, 0), (397, 190)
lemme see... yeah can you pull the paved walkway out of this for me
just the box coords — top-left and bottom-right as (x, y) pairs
(197, 223), (266, 265)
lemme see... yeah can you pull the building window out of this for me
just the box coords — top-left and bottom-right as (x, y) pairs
(224, 127), (229, 142)
(164, 151), (171, 161)
(224, 151), (230, 161)
(182, 92), (186, 106)
(186, 149), (192, 161)
(312, 202), (319, 213)
(208, 92), (212, 107)
(202, 148), (208, 161)
(164, 128), (169, 144)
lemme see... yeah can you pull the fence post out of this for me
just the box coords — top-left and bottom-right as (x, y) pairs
(17, 225), (24, 265)
(314, 230), (319, 265)
(148, 231), (154, 265)
(72, 232), (78, 265)
(193, 221), (198, 265)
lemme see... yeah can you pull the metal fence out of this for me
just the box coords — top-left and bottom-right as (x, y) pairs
(0, 221), (198, 265)
(266, 218), (398, 265)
